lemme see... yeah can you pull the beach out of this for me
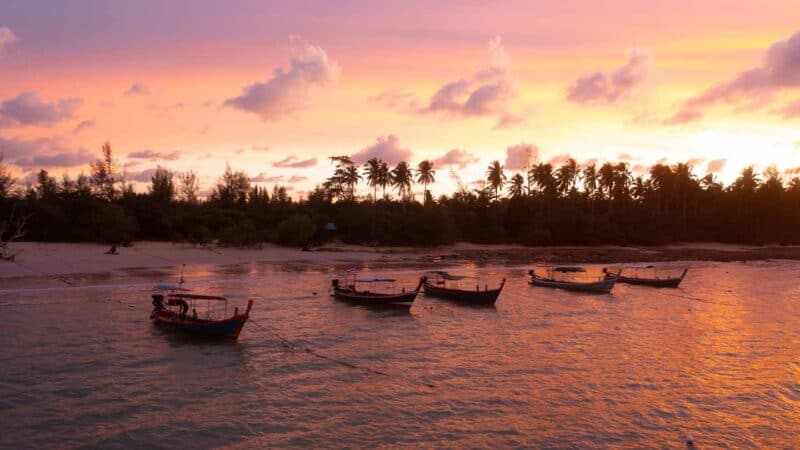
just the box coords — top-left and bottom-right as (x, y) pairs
(3, 241), (800, 282)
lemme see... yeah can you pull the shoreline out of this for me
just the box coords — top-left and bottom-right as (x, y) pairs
(3, 241), (800, 284)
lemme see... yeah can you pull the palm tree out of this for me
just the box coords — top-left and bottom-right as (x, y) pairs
(363, 158), (383, 201)
(415, 160), (436, 204)
(555, 158), (579, 197)
(391, 161), (413, 200)
(582, 163), (598, 215)
(342, 164), (361, 199)
(508, 173), (525, 198)
(378, 162), (390, 199)
(531, 163), (556, 197)
(485, 161), (506, 200)
(598, 162), (616, 200)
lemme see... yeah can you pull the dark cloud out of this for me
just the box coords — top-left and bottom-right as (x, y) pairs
(273, 156), (318, 168)
(0, 136), (92, 168)
(225, 38), (340, 121)
(0, 92), (81, 127)
(432, 149), (480, 169)
(125, 82), (150, 96)
(73, 119), (95, 134)
(706, 159), (726, 174)
(567, 49), (651, 104)
(127, 149), (181, 161)
(351, 135), (413, 165)
(505, 143), (538, 170)
(0, 27), (17, 53)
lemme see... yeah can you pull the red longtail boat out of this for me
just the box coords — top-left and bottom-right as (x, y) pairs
(150, 292), (254, 340)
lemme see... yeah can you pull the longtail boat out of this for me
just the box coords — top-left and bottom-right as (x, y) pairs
(604, 265), (688, 288)
(150, 290), (253, 340)
(331, 275), (423, 308)
(422, 271), (506, 305)
(529, 266), (618, 294)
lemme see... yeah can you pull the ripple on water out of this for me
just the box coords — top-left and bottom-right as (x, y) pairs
(1, 261), (800, 447)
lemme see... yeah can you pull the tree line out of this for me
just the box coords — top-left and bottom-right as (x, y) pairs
(2, 142), (800, 247)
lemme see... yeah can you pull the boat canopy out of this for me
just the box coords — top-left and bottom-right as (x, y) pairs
(168, 293), (228, 301)
(551, 266), (586, 273)
(426, 271), (470, 280)
(355, 277), (396, 283)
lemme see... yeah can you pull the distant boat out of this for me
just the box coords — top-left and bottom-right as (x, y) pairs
(423, 271), (505, 305)
(331, 275), (423, 308)
(605, 265), (688, 288)
(150, 290), (253, 340)
(529, 266), (618, 294)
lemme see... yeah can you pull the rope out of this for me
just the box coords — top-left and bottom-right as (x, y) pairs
(248, 318), (435, 389)
(10, 259), (74, 286)
(648, 288), (731, 305)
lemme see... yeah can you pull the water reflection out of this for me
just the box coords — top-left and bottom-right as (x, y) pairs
(1, 261), (799, 447)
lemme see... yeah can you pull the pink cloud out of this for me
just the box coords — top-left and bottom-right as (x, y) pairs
(225, 38), (340, 122)
(706, 159), (726, 173)
(351, 135), (412, 164)
(505, 143), (538, 170)
(432, 149), (479, 169)
(567, 49), (651, 104)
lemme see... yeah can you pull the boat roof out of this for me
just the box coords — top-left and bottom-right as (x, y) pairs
(355, 277), (396, 283)
(627, 264), (655, 269)
(167, 293), (228, 301)
(550, 266), (586, 273)
(426, 270), (471, 280)
(154, 283), (188, 291)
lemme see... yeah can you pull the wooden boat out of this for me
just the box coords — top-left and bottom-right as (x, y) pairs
(604, 265), (688, 288)
(422, 271), (506, 305)
(150, 292), (253, 340)
(331, 275), (423, 308)
(529, 266), (618, 294)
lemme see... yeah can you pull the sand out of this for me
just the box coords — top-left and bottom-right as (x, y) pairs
(2, 240), (800, 283)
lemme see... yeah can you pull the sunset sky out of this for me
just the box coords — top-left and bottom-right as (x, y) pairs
(1, 0), (799, 197)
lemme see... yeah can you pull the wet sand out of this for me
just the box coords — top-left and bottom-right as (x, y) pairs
(2, 241), (800, 282)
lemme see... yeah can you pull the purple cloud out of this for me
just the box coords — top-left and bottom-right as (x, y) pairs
(128, 149), (181, 161)
(351, 135), (412, 165)
(125, 82), (149, 96)
(225, 38), (340, 121)
(378, 37), (520, 129)
(0, 27), (17, 53)
(0, 92), (81, 127)
(273, 156), (318, 168)
(432, 149), (479, 169)
(73, 119), (95, 134)
(567, 49), (651, 104)
(126, 168), (158, 182)
(0, 136), (92, 168)
(289, 175), (307, 183)
(250, 173), (284, 183)
(505, 143), (538, 170)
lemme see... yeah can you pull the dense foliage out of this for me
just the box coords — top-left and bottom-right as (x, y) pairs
(2, 145), (800, 247)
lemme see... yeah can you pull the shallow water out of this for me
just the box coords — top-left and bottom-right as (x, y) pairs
(1, 261), (799, 448)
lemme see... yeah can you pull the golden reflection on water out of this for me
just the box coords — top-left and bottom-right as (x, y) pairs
(1, 261), (799, 447)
